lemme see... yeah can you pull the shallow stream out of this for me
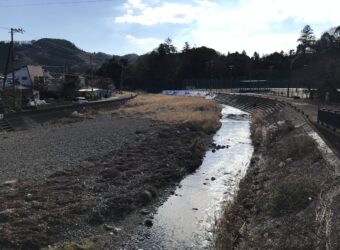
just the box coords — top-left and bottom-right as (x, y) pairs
(127, 105), (254, 249)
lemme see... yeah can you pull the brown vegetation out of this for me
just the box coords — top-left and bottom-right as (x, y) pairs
(215, 108), (332, 249)
(117, 94), (221, 134)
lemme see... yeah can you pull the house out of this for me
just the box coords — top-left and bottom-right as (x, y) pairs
(5, 65), (45, 88)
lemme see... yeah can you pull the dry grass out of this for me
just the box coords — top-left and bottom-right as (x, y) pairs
(117, 94), (221, 133)
(250, 111), (266, 145)
(271, 175), (318, 216)
(279, 135), (316, 160)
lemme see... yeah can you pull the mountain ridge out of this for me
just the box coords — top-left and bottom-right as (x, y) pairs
(0, 38), (138, 73)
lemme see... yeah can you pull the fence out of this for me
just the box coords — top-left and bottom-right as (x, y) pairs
(182, 79), (306, 90)
(317, 109), (340, 132)
(5, 95), (136, 118)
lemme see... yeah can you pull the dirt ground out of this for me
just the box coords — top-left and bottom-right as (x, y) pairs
(0, 94), (221, 250)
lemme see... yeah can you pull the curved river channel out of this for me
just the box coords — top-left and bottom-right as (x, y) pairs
(126, 105), (254, 249)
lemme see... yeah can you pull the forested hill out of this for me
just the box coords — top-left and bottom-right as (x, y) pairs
(0, 38), (116, 73)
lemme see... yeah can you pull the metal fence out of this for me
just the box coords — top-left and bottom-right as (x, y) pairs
(182, 79), (306, 90)
(317, 109), (340, 132)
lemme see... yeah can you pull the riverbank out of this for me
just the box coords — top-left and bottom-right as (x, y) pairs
(215, 105), (338, 249)
(0, 94), (221, 249)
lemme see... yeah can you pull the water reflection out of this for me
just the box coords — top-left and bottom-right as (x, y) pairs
(129, 105), (254, 250)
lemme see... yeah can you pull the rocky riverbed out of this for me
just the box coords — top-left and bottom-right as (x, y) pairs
(0, 96), (220, 249)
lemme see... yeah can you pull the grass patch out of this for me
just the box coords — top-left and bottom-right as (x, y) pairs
(271, 176), (318, 217)
(118, 94), (221, 134)
(280, 135), (316, 160)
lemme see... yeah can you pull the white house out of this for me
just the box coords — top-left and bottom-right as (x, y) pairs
(5, 65), (44, 88)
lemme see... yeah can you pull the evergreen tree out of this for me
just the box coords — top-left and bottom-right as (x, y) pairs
(297, 25), (316, 54)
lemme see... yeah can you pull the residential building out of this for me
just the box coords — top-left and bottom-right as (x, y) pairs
(5, 65), (45, 88)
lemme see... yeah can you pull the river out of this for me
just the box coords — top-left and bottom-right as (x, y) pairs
(125, 105), (254, 249)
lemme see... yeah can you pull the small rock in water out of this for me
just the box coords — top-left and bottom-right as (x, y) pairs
(203, 183), (208, 185)
(192, 208), (198, 211)
(212, 149), (216, 153)
(170, 190), (175, 195)
(144, 219), (153, 227)
(211, 177), (216, 181)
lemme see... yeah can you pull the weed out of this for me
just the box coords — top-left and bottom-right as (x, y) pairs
(250, 111), (266, 145)
(280, 135), (316, 160)
(271, 176), (318, 216)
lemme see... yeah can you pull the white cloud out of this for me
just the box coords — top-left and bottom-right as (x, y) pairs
(116, 1), (206, 25)
(126, 34), (162, 46)
(115, 0), (340, 54)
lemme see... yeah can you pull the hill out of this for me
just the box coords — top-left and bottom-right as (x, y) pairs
(0, 38), (120, 73)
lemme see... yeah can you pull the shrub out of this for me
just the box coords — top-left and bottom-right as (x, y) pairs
(280, 135), (316, 159)
(271, 176), (318, 216)
(250, 111), (266, 145)
(268, 120), (295, 141)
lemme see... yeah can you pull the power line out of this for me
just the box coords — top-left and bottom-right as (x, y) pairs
(0, 0), (115, 7)
(0, 26), (11, 30)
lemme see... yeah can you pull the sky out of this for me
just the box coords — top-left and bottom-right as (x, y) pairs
(1, 0), (340, 56)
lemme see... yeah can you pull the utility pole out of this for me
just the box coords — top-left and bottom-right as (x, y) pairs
(9, 28), (25, 108)
(2, 42), (11, 91)
(229, 65), (234, 93)
(90, 53), (95, 99)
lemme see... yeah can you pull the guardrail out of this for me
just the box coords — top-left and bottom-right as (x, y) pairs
(5, 94), (136, 118)
(317, 108), (340, 132)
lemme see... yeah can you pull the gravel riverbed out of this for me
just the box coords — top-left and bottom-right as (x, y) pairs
(0, 114), (150, 183)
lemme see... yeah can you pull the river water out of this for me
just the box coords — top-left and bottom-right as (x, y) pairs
(126, 105), (254, 249)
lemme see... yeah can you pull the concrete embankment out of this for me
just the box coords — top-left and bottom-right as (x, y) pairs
(214, 94), (340, 249)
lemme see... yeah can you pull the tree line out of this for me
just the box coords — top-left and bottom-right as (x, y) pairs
(96, 25), (340, 100)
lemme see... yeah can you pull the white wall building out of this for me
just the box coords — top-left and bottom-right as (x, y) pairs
(5, 65), (44, 88)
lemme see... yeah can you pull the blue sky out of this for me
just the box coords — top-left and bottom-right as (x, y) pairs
(1, 0), (340, 56)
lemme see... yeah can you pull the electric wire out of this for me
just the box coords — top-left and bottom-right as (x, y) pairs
(0, 0), (116, 7)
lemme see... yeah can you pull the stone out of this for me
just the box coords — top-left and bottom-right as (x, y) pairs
(211, 177), (216, 181)
(144, 219), (153, 227)
(278, 162), (285, 168)
(2, 179), (17, 186)
(141, 190), (153, 203)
